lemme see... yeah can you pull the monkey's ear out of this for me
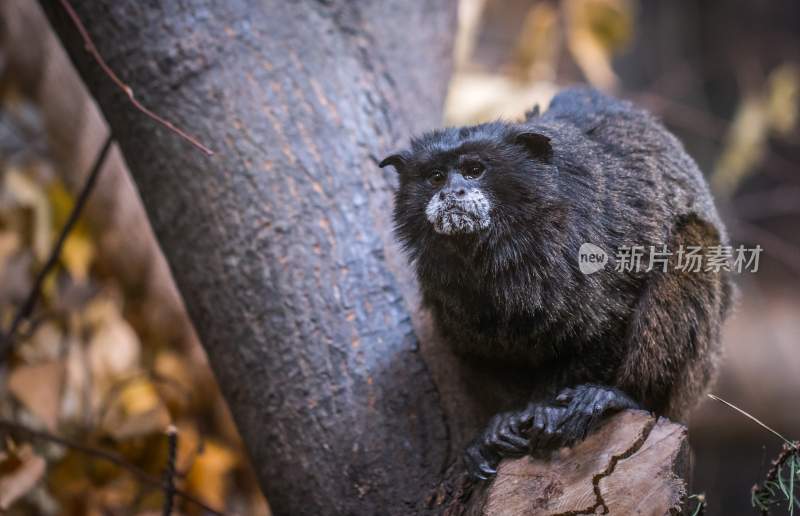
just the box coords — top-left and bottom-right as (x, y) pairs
(515, 132), (552, 162)
(379, 153), (408, 172)
(524, 104), (541, 120)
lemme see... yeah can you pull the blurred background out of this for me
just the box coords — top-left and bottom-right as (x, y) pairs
(0, 0), (798, 514)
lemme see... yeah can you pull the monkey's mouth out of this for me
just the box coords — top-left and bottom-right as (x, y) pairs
(425, 190), (491, 235)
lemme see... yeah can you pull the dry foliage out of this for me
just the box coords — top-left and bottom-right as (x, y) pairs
(0, 96), (268, 516)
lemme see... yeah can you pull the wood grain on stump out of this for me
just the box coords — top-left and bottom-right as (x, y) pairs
(464, 410), (689, 516)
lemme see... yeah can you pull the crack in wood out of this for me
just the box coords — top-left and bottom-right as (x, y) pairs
(554, 417), (659, 516)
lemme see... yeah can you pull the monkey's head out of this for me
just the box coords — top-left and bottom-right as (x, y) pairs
(379, 121), (558, 261)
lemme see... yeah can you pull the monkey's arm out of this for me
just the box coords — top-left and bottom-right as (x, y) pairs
(616, 213), (728, 420)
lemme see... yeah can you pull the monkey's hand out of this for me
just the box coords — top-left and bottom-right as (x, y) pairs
(464, 404), (566, 480)
(548, 384), (639, 445)
(464, 385), (638, 481)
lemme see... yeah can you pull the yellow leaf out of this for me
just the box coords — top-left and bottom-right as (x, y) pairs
(174, 421), (201, 474)
(567, 0), (633, 50)
(119, 378), (161, 416)
(47, 181), (95, 283)
(766, 63), (799, 135)
(712, 96), (770, 196)
(8, 360), (64, 431)
(513, 3), (560, 81)
(154, 351), (194, 413)
(565, 0), (633, 90)
(61, 230), (95, 283)
(713, 62), (800, 197)
(187, 439), (238, 509)
(101, 377), (170, 440)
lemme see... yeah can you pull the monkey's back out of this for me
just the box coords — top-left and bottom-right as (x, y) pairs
(536, 87), (727, 249)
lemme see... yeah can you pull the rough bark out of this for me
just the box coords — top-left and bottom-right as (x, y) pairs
(37, 2), (692, 515)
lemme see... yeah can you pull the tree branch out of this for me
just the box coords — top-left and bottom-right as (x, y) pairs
(162, 425), (179, 516)
(0, 133), (113, 362)
(55, 0), (214, 156)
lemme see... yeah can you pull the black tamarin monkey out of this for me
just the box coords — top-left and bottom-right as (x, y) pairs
(379, 87), (733, 479)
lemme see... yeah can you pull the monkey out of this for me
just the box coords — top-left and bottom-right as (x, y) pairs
(379, 86), (733, 480)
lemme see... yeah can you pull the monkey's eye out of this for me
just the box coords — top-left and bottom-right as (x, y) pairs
(428, 169), (446, 187)
(462, 162), (485, 179)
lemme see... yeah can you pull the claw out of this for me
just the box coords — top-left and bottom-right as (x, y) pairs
(463, 408), (536, 481)
(464, 439), (499, 480)
(478, 462), (497, 480)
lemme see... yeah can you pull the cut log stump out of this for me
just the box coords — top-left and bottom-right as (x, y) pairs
(444, 410), (691, 516)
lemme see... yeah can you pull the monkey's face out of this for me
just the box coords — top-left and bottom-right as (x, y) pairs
(380, 122), (556, 258)
(418, 155), (492, 236)
(389, 151), (494, 238)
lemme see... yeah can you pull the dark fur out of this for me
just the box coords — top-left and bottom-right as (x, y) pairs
(381, 87), (732, 471)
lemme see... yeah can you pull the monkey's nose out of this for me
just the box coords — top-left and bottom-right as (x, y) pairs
(440, 188), (467, 200)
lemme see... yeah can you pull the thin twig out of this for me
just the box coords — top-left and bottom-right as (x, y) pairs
(0, 419), (224, 515)
(163, 425), (178, 516)
(56, 0), (214, 156)
(707, 394), (793, 445)
(0, 134), (113, 362)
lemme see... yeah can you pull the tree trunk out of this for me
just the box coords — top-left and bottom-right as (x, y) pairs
(40, 1), (459, 514)
(39, 2), (692, 515)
